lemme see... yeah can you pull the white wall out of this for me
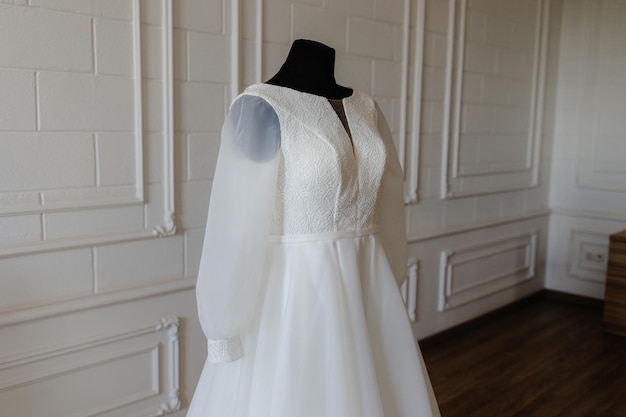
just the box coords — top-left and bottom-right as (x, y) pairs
(545, 0), (626, 299)
(0, 1), (219, 415)
(406, 0), (552, 337)
(0, 0), (561, 415)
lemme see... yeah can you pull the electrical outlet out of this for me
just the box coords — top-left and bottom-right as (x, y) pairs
(584, 251), (605, 263)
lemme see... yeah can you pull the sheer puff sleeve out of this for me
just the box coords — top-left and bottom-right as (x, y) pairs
(196, 94), (281, 363)
(376, 103), (408, 287)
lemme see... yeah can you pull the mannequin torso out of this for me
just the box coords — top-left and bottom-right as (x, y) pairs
(266, 39), (352, 100)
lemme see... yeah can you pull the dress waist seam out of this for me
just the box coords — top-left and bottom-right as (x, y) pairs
(267, 226), (379, 243)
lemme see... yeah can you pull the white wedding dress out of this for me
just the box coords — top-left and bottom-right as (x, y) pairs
(187, 83), (440, 417)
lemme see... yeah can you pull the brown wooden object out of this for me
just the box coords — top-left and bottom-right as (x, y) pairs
(603, 230), (626, 336)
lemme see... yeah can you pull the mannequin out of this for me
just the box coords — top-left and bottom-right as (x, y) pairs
(188, 38), (441, 417)
(266, 39), (353, 100)
(231, 39), (355, 162)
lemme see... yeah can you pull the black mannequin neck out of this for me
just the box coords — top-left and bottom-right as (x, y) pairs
(266, 39), (353, 100)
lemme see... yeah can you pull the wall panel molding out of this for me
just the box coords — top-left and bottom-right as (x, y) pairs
(551, 207), (626, 223)
(0, 0), (176, 257)
(577, 160), (626, 193)
(403, 0), (426, 204)
(397, 0), (426, 204)
(159, 0), (176, 238)
(229, 0), (264, 95)
(255, 0), (263, 83)
(440, 0), (550, 198)
(438, 232), (537, 311)
(408, 207), (549, 243)
(0, 2), (145, 215)
(0, 316), (180, 417)
(230, 0), (241, 100)
(0, 277), (195, 328)
(401, 259), (419, 322)
(398, 0), (410, 178)
(573, 3), (626, 193)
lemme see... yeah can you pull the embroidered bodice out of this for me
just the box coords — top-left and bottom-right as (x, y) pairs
(241, 84), (388, 236)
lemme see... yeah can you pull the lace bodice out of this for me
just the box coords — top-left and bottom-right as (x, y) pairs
(241, 84), (388, 236)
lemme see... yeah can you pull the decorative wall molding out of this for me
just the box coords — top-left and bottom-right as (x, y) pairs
(132, 0), (146, 205)
(576, 157), (626, 193)
(440, 0), (550, 198)
(153, 211), (176, 237)
(255, 0), (263, 83)
(402, 0), (426, 204)
(551, 207), (626, 223)
(408, 207), (549, 243)
(0, 0), (145, 215)
(162, 0), (176, 236)
(0, 317), (180, 417)
(231, 0), (241, 101)
(398, 0), (410, 177)
(573, 5), (626, 193)
(230, 0), (263, 95)
(532, 0), (550, 189)
(0, 0), (176, 257)
(438, 232), (537, 311)
(401, 259), (419, 322)
(568, 230), (609, 283)
(0, 277), (195, 328)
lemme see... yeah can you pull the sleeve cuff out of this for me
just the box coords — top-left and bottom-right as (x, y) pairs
(207, 336), (243, 363)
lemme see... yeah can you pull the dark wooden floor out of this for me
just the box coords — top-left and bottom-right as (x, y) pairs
(420, 294), (626, 417)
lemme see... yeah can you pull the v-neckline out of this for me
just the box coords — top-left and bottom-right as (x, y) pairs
(327, 98), (355, 154)
(258, 83), (357, 155)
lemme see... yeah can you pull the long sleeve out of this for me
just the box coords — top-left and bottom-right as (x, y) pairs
(376, 103), (408, 287)
(196, 95), (281, 363)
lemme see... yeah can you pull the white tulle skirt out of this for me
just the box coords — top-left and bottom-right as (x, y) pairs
(187, 230), (440, 417)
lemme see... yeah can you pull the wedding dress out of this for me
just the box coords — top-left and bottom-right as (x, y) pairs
(187, 83), (440, 417)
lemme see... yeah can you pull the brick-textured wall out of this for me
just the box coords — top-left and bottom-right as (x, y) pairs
(0, 1), (142, 306)
(410, 0), (550, 234)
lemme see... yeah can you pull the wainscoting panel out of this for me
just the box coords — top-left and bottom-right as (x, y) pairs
(440, 0), (550, 198)
(0, 317), (180, 417)
(0, 0), (175, 258)
(438, 232), (537, 311)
